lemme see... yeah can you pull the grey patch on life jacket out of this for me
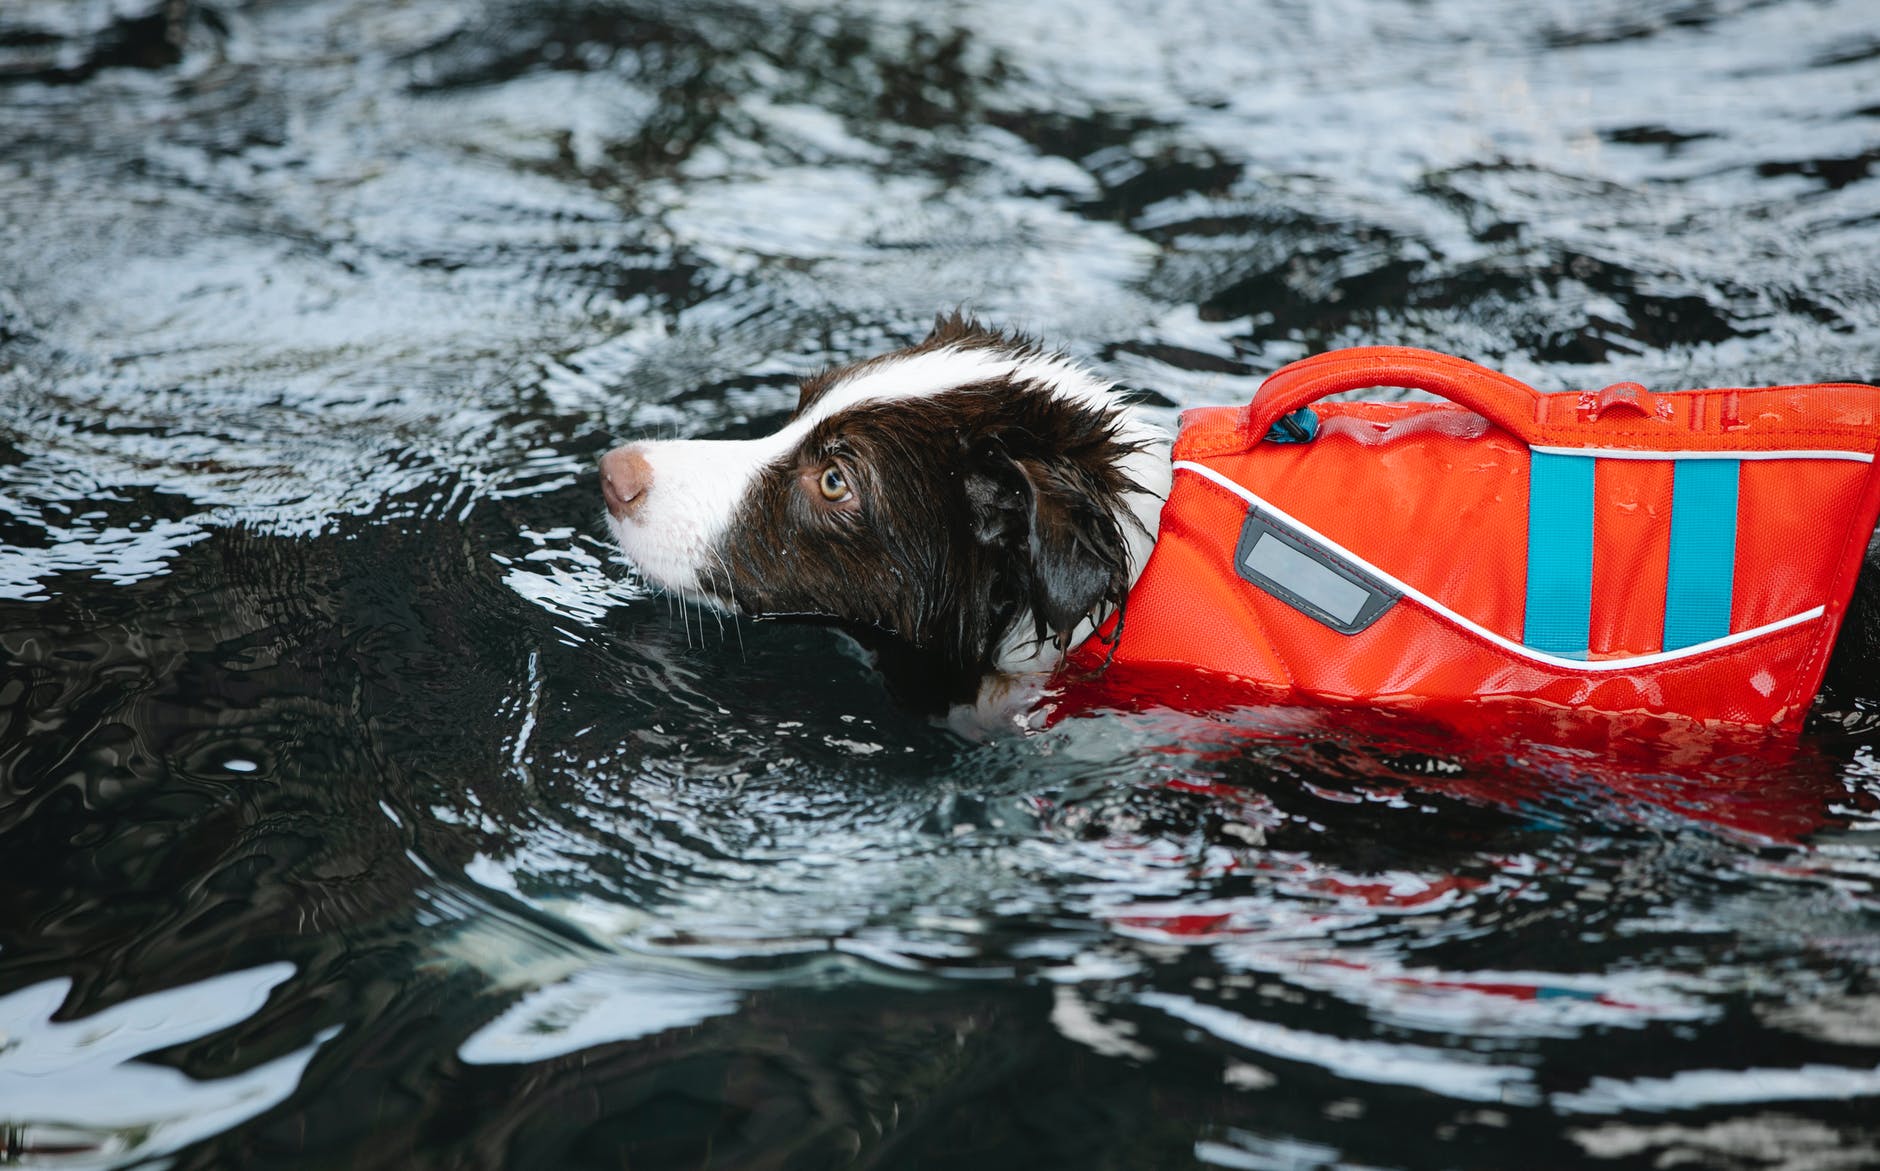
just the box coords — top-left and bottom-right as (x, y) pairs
(1234, 509), (1399, 635)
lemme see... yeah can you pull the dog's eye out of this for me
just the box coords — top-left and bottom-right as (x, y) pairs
(817, 465), (851, 502)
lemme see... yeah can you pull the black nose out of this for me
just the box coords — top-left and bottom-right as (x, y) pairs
(600, 445), (653, 520)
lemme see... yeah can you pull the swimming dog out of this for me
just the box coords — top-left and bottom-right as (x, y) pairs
(599, 315), (1880, 722)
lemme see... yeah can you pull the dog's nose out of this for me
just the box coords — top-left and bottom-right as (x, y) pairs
(600, 445), (654, 520)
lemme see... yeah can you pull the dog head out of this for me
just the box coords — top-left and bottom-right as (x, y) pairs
(599, 315), (1171, 703)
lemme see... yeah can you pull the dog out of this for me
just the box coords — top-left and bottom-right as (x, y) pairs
(600, 314), (1880, 724)
(598, 314), (1169, 714)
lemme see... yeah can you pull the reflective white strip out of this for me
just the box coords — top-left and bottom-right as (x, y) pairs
(1171, 460), (1825, 672)
(1529, 445), (1874, 463)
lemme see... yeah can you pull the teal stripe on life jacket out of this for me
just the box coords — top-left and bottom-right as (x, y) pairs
(1663, 459), (1740, 649)
(1524, 452), (1595, 656)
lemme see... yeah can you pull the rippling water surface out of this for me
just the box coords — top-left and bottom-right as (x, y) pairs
(4, 0), (1880, 1167)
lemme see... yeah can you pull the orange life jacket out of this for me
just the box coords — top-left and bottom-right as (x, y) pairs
(1080, 347), (1880, 729)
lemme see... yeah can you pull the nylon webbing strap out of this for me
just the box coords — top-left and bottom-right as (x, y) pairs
(1524, 452), (1595, 656)
(1663, 460), (1740, 649)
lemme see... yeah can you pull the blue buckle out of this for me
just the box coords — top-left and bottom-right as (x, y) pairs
(1265, 407), (1319, 444)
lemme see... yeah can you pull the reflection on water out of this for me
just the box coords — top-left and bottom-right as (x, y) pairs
(0, 965), (330, 1168)
(3, 0), (1880, 1166)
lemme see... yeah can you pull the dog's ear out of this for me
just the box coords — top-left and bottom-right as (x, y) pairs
(964, 443), (1129, 646)
(1012, 456), (1130, 640)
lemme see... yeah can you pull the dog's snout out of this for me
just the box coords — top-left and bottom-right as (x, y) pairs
(600, 445), (654, 521)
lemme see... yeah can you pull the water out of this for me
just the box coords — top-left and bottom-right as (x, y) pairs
(3, 0), (1879, 1166)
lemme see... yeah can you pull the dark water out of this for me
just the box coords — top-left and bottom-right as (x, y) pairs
(4, 0), (1880, 1167)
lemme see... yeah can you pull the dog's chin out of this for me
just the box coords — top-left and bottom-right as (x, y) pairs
(606, 520), (738, 611)
(614, 555), (741, 615)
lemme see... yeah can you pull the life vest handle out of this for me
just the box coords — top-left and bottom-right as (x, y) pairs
(1245, 346), (1546, 445)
